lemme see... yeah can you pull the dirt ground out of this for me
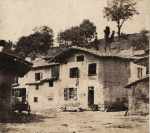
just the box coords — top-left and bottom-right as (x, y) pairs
(0, 111), (148, 133)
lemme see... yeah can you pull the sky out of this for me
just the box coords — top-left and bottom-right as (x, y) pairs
(0, 0), (150, 44)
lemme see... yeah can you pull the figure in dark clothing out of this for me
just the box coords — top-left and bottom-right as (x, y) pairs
(104, 26), (110, 52)
(93, 32), (99, 50)
(104, 26), (110, 42)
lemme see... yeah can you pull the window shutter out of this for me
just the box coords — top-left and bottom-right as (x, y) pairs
(40, 73), (43, 80)
(74, 88), (77, 100)
(64, 88), (68, 100)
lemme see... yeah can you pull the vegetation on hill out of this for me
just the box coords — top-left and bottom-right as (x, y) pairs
(89, 30), (149, 52)
(57, 19), (97, 47)
(15, 26), (54, 59)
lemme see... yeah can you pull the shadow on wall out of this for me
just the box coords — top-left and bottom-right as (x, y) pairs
(105, 98), (128, 112)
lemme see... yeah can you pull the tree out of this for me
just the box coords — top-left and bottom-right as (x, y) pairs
(57, 19), (96, 47)
(104, 0), (139, 38)
(58, 26), (83, 46)
(79, 19), (96, 43)
(15, 26), (54, 59)
(131, 29), (149, 50)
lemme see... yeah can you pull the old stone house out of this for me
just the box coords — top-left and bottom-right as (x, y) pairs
(49, 47), (146, 110)
(0, 51), (32, 120)
(17, 47), (146, 111)
(16, 58), (60, 111)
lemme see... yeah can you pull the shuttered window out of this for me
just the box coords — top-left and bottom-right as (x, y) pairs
(35, 72), (42, 81)
(137, 67), (143, 79)
(51, 65), (60, 79)
(70, 67), (79, 78)
(64, 88), (77, 100)
(76, 55), (84, 62)
(88, 63), (97, 76)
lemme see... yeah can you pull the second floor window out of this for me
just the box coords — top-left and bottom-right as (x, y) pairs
(76, 55), (84, 62)
(70, 67), (79, 78)
(88, 63), (97, 76)
(12, 88), (26, 97)
(35, 72), (42, 81)
(51, 65), (60, 80)
(137, 67), (143, 79)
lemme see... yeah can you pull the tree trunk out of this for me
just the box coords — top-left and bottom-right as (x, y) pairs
(117, 20), (121, 38)
(118, 26), (121, 38)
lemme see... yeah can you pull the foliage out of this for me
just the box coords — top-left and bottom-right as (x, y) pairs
(104, 0), (139, 37)
(15, 26), (54, 59)
(57, 26), (83, 46)
(79, 19), (97, 42)
(57, 19), (96, 47)
(131, 30), (149, 50)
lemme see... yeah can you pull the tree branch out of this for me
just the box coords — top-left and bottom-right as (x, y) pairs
(120, 19), (126, 28)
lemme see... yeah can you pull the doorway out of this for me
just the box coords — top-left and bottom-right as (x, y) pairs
(88, 87), (94, 107)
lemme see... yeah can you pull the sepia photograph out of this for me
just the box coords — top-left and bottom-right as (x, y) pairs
(0, 0), (149, 133)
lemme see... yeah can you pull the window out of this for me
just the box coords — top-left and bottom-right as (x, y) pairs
(12, 88), (26, 97)
(14, 89), (21, 97)
(34, 97), (38, 102)
(137, 67), (143, 79)
(48, 97), (53, 101)
(64, 88), (77, 100)
(20, 88), (26, 97)
(35, 85), (39, 90)
(88, 63), (97, 76)
(49, 80), (53, 87)
(51, 65), (60, 80)
(70, 67), (79, 78)
(35, 73), (42, 81)
(76, 55), (84, 62)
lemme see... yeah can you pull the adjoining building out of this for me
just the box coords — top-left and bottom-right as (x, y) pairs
(0, 51), (32, 121)
(125, 49), (149, 115)
(125, 76), (149, 115)
(17, 58), (60, 111)
(17, 47), (147, 112)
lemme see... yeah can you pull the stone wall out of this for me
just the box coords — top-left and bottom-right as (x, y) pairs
(128, 78), (149, 115)
(0, 70), (15, 121)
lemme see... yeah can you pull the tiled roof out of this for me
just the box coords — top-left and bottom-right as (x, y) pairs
(125, 75), (149, 88)
(49, 46), (141, 62)
(46, 47), (67, 59)
(32, 57), (59, 69)
(0, 51), (32, 76)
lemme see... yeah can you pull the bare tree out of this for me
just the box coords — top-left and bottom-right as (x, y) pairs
(104, 0), (139, 38)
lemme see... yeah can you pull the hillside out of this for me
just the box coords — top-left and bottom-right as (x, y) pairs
(88, 32), (149, 56)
